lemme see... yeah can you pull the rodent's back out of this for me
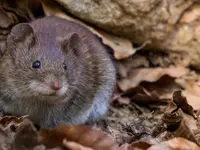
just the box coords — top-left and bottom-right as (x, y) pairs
(30, 16), (105, 55)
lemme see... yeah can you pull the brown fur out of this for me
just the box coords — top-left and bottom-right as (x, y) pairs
(0, 16), (116, 128)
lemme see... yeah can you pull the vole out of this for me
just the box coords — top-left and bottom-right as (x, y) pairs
(0, 16), (116, 128)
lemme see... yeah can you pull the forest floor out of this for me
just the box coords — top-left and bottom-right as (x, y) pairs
(1, 0), (200, 149)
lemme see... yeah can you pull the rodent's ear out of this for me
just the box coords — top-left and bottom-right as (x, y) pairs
(60, 33), (83, 56)
(7, 23), (36, 51)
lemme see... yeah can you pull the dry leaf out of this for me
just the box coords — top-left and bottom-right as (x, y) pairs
(12, 119), (39, 150)
(1, 0), (39, 20)
(0, 0), (41, 56)
(176, 79), (200, 110)
(128, 141), (152, 150)
(113, 93), (130, 104)
(117, 54), (149, 78)
(162, 101), (198, 145)
(0, 125), (11, 149)
(38, 125), (118, 150)
(118, 143), (129, 150)
(131, 88), (168, 105)
(118, 76), (180, 105)
(162, 102), (183, 131)
(176, 79), (200, 97)
(118, 67), (188, 92)
(0, 115), (29, 133)
(97, 31), (135, 59)
(0, 115), (28, 126)
(63, 139), (94, 150)
(181, 91), (200, 110)
(118, 141), (152, 150)
(147, 137), (200, 150)
(172, 90), (196, 119)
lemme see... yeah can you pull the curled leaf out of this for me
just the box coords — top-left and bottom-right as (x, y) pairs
(63, 139), (94, 150)
(128, 141), (152, 150)
(118, 67), (188, 92)
(172, 90), (197, 119)
(147, 138), (200, 150)
(38, 125), (118, 150)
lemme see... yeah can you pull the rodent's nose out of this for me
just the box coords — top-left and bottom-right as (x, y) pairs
(51, 81), (62, 91)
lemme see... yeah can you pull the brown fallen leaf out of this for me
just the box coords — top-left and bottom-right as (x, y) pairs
(38, 125), (118, 150)
(0, 115), (29, 133)
(175, 79), (200, 110)
(40, 0), (136, 60)
(0, 0), (41, 56)
(96, 31), (135, 60)
(147, 137), (200, 150)
(162, 102), (183, 131)
(118, 66), (188, 92)
(118, 76), (180, 106)
(2, 119), (119, 150)
(63, 139), (94, 150)
(1, 0), (43, 20)
(0, 6), (18, 56)
(162, 101), (198, 145)
(0, 115), (28, 126)
(118, 143), (129, 150)
(0, 125), (11, 149)
(180, 80), (200, 97)
(114, 95), (130, 105)
(118, 141), (152, 150)
(0, 0), (34, 24)
(128, 141), (152, 150)
(172, 90), (197, 119)
(181, 91), (200, 110)
(12, 119), (39, 150)
(117, 54), (149, 78)
(131, 88), (168, 105)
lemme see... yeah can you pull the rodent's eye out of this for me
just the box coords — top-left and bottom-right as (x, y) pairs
(32, 60), (41, 69)
(63, 63), (67, 70)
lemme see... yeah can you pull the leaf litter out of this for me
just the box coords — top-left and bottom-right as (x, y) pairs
(1, 0), (200, 149)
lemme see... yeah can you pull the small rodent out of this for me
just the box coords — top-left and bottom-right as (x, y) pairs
(0, 16), (116, 128)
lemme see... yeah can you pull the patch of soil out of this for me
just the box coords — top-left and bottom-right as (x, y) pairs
(96, 100), (167, 145)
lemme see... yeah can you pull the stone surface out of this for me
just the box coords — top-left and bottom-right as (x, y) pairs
(56, 0), (200, 69)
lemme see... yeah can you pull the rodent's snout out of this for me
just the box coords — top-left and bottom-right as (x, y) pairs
(50, 81), (62, 91)
(44, 75), (63, 92)
(28, 74), (68, 97)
